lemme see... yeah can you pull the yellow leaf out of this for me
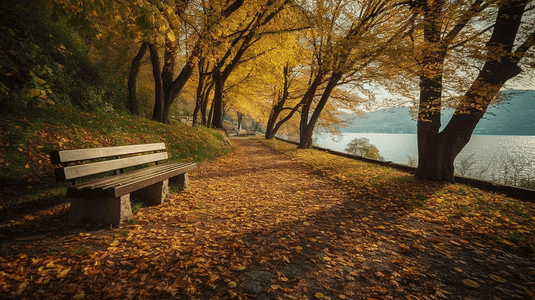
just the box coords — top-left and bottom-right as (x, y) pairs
(271, 284), (280, 290)
(432, 243), (447, 250)
(361, 217), (369, 221)
(462, 279), (480, 288)
(293, 246), (303, 251)
(308, 238), (317, 242)
(281, 277), (288, 282)
(454, 267), (463, 273)
(24, 164), (30, 169)
(323, 256), (331, 261)
(399, 244), (410, 250)
(56, 267), (71, 278)
(489, 274), (506, 283)
(473, 242), (486, 247)
(228, 281), (237, 288)
(315, 292), (325, 299)
(450, 240), (460, 246)
(500, 239), (515, 246)
(73, 291), (85, 300)
(107, 247), (118, 252)
(109, 240), (119, 247)
(167, 31), (176, 42)
(303, 222), (311, 226)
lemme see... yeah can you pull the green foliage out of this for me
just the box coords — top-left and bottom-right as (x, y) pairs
(0, 0), (108, 113)
(344, 138), (384, 161)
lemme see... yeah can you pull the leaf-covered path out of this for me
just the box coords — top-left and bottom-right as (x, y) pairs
(1, 138), (535, 299)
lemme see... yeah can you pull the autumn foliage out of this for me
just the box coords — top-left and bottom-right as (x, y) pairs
(1, 138), (534, 299)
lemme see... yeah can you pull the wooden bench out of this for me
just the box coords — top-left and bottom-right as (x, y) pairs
(50, 143), (197, 225)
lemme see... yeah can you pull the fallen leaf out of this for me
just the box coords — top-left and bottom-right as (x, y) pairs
(315, 292), (325, 299)
(489, 274), (506, 283)
(73, 291), (85, 300)
(462, 279), (480, 288)
(228, 281), (237, 288)
(56, 267), (71, 278)
(399, 244), (410, 250)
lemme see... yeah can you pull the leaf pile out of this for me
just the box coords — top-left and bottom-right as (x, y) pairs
(1, 138), (534, 299)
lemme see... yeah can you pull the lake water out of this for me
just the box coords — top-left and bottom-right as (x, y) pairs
(314, 133), (535, 184)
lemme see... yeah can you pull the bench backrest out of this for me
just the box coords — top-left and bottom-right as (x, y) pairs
(50, 143), (169, 182)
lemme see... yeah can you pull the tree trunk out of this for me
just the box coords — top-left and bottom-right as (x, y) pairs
(265, 95), (284, 139)
(416, 0), (527, 182)
(192, 60), (206, 126)
(211, 70), (224, 128)
(127, 42), (148, 115)
(148, 44), (164, 122)
(237, 112), (244, 133)
(298, 72), (341, 148)
(201, 81), (214, 126)
(265, 65), (291, 139)
(207, 96), (215, 126)
(149, 41), (196, 123)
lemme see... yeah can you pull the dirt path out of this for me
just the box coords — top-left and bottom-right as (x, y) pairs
(1, 138), (534, 299)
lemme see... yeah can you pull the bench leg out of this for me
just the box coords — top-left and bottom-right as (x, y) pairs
(131, 179), (169, 205)
(69, 194), (133, 225)
(170, 172), (190, 190)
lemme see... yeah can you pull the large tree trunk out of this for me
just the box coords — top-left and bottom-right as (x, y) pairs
(211, 70), (224, 128)
(416, 0), (527, 182)
(150, 41), (196, 123)
(127, 42), (148, 115)
(148, 44), (164, 122)
(298, 72), (341, 148)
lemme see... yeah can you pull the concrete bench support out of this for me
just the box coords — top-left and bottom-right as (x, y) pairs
(69, 194), (133, 225)
(131, 179), (169, 205)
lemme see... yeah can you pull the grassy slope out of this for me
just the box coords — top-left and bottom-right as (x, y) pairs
(0, 106), (235, 212)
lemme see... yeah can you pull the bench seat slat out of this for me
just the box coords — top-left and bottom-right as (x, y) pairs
(66, 164), (173, 198)
(109, 163), (197, 198)
(66, 163), (196, 198)
(50, 143), (166, 164)
(57, 152), (169, 181)
(82, 164), (186, 198)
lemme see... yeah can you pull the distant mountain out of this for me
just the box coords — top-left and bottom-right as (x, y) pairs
(340, 90), (535, 135)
